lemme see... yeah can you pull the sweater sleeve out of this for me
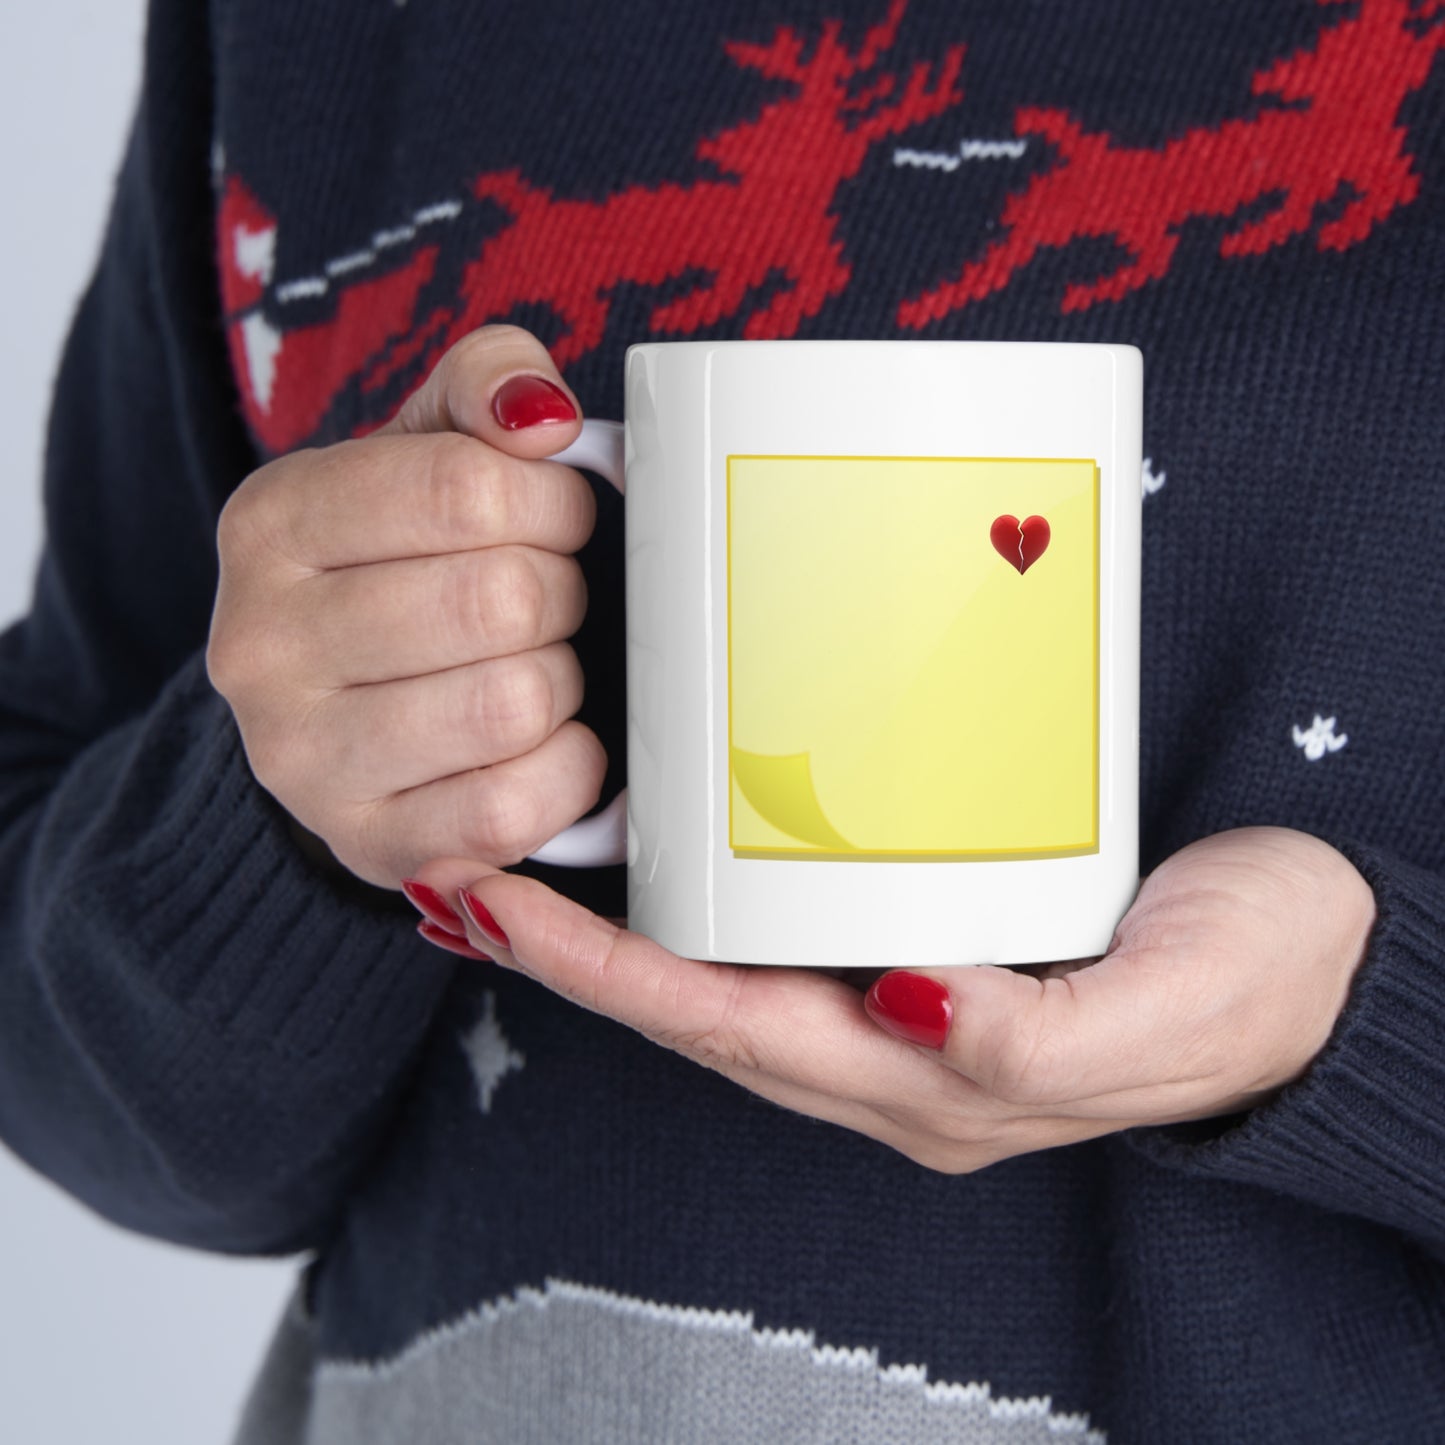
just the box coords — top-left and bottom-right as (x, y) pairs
(1128, 843), (1445, 1257)
(0, 0), (454, 1255)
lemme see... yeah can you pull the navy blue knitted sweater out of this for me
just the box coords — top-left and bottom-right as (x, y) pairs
(2, 1), (1444, 1440)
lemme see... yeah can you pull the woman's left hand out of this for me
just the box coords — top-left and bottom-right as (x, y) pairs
(405, 826), (1375, 1172)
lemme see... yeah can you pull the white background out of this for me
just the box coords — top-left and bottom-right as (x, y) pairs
(0, 5), (295, 1441)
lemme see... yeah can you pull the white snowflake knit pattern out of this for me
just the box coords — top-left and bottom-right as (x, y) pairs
(459, 992), (525, 1114)
(1292, 714), (1348, 760)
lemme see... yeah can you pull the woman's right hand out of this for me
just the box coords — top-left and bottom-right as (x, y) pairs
(206, 325), (605, 888)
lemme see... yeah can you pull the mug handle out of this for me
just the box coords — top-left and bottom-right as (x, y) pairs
(526, 418), (628, 868)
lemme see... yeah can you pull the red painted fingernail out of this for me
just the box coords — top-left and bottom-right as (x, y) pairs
(864, 972), (953, 1050)
(401, 879), (466, 936)
(491, 374), (577, 430)
(417, 919), (493, 962)
(458, 888), (511, 951)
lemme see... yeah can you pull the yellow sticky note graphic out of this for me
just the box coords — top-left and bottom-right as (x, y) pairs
(727, 455), (1098, 859)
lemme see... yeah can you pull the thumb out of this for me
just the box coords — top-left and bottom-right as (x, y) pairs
(380, 323), (583, 458)
(864, 954), (1178, 1110)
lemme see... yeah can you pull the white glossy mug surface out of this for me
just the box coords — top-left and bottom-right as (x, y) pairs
(535, 340), (1142, 967)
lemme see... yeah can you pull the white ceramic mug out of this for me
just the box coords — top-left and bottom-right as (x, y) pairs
(534, 340), (1142, 968)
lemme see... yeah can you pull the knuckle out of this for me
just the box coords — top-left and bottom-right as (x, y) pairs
(462, 770), (545, 865)
(206, 616), (298, 701)
(478, 656), (555, 757)
(670, 1027), (759, 1075)
(481, 322), (540, 348)
(870, 1097), (983, 1174)
(569, 717), (609, 778)
(568, 922), (629, 1016)
(879, 1105), (1013, 1174)
(204, 619), (243, 696)
(439, 326), (549, 408)
(456, 322), (538, 358)
(553, 722), (608, 813)
(215, 451), (313, 569)
(547, 473), (598, 553)
(440, 327), (495, 374)
(214, 490), (265, 582)
(213, 490), (251, 566)
(978, 1013), (1064, 1107)
(475, 549), (545, 648)
(216, 462), (275, 547)
(553, 556), (588, 634)
(937, 1109), (1008, 1156)
(679, 1025), (761, 1075)
(428, 332), (492, 405)
(423, 434), (512, 541)
(552, 645), (587, 724)
(206, 598), (307, 699)
(350, 798), (409, 885)
(904, 1139), (992, 1176)
(654, 972), (757, 1074)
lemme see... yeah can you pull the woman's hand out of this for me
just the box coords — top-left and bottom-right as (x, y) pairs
(408, 827), (1376, 1171)
(207, 325), (604, 888)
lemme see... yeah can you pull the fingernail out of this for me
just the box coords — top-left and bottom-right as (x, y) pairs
(491, 374), (577, 430)
(458, 888), (511, 951)
(401, 879), (466, 936)
(417, 919), (493, 962)
(864, 971), (953, 1050)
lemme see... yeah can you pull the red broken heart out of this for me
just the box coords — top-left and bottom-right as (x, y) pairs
(990, 514), (1051, 574)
